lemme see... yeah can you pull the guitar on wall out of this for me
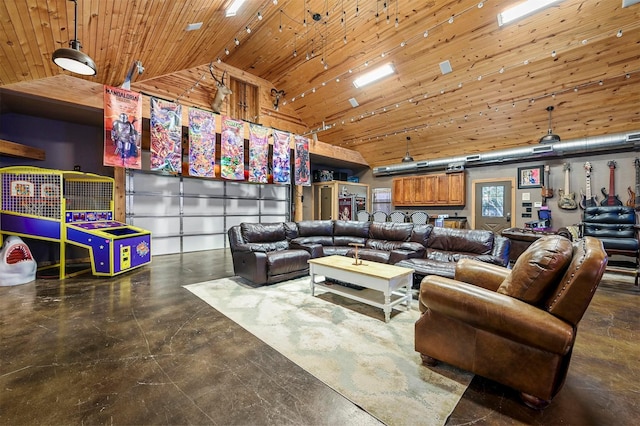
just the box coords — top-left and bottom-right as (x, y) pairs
(579, 161), (598, 209)
(558, 163), (578, 210)
(626, 158), (640, 210)
(600, 160), (623, 206)
(541, 165), (553, 204)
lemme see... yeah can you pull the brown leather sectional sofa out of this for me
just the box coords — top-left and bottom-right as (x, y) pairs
(227, 220), (510, 286)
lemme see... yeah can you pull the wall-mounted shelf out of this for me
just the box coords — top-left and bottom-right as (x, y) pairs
(0, 139), (45, 160)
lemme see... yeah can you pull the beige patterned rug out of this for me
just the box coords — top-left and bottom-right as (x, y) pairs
(184, 276), (473, 426)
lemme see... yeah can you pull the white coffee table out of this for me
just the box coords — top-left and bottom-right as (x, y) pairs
(308, 255), (414, 322)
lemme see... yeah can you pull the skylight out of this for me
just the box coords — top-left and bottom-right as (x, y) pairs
(353, 63), (395, 88)
(226, 0), (246, 17)
(497, 0), (563, 27)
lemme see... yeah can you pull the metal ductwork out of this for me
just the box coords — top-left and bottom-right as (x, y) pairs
(373, 131), (640, 176)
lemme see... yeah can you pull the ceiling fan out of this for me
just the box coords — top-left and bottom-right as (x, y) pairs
(539, 106), (561, 143)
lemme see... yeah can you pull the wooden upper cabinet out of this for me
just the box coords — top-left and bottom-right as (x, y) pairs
(447, 172), (466, 205)
(392, 172), (466, 206)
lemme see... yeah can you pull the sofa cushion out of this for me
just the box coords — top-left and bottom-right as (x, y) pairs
(241, 222), (286, 244)
(397, 258), (456, 279)
(292, 235), (334, 246)
(267, 249), (310, 276)
(498, 235), (572, 304)
(369, 222), (413, 241)
(297, 220), (333, 236)
(333, 220), (369, 246)
(410, 224), (433, 246)
(428, 227), (493, 255)
(354, 248), (390, 264)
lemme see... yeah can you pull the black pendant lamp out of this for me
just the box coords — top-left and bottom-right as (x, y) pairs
(401, 136), (414, 162)
(52, 0), (97, 76)
(539, 106), (560, 143)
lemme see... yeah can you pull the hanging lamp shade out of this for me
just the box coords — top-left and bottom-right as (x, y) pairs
(52, 0), (97, 76)
(401, 136), (414, 162)
(539, 106), (560, 143)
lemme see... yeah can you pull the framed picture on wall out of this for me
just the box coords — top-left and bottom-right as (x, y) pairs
(517, 165), (544, 189)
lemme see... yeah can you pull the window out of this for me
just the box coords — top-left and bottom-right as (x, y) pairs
(372, 187), (392, 214)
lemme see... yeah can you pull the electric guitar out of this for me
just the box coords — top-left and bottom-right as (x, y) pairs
(558, 163), (578, 210)
(628, 158), (640, 210)
(600, 160), (623, 206)
(579, 162), (598, 209)
(541, 165), (553, 200)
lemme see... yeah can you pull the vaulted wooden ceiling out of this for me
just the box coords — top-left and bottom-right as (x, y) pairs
(1, 0), (639, 169)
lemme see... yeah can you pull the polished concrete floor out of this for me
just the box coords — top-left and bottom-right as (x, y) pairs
(1, 249), (638, 425)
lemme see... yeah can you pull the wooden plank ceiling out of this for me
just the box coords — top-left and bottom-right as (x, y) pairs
(1, 0), (639, 169)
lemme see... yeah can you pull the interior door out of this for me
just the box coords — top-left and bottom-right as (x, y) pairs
(473, 179), (514, 234)
(320, 186), (333, 220)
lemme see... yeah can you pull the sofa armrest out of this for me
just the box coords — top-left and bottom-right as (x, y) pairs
(289, 241), (324, 258)
(454, 258), (509, 291)
(491, 235), (511, 266)
(420, 276), (574, 355)
(232, 251), (268, 284)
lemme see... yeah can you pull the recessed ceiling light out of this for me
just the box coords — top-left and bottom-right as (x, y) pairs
(353, 63), (395, 88)
(226, 0), (246, 17)
(185, 22), (203, 31)
(497, 0), (563, 27)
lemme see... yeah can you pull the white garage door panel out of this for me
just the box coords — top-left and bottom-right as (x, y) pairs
(130, 217), (181, 237)
(226, 215), (261, 227)
(226, 182), (260, 197)
(183, 235), (226, 252)
(152, 237), (181, 255)
(131, 194), (180, 215)
(183, 179), (224, 196)
(260, 199), (288, 214)
(182, 196), (225, 215)
(183, 216), (224, 234)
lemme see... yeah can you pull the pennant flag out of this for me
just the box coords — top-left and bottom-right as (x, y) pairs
(272, 129), (291, 184)
(220, 116), (245, 180)
(150, 97), (182, 173)
(188, 107), (216, 177)
(248, 124), (270, 183)
(294, 135), (311, 186)
(103, 85), (142, 169)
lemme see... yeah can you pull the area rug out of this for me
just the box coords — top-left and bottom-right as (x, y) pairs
(184, 276), (473, 426)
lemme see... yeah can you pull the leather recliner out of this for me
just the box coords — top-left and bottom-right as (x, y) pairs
(415, 235), (607, 409)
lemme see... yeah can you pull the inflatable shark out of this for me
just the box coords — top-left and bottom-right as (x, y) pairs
(0, 236), (37, 286)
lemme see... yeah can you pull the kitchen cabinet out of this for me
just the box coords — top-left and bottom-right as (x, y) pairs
(392, 172), (465, 206)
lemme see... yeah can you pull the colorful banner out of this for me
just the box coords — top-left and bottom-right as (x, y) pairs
(294, 135), (311, 186)
(248, 124), (270, 183)
(220, 116), (245, 180)
(150, 97), (182, 173)
(272, 129), (291, 184)
(103, 85), (142, 169)
(188, 107), (216, 177)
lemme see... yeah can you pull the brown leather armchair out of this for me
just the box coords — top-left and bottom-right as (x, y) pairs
(415, 235), (608, 409)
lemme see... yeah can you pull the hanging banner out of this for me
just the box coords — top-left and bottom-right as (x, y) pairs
(188, 107), (216, 177)
(103, 85), (142, 169)
(248, 124), (269, 183)
(150, 97), (182, 173)
(220, 116), (245, 180)
(294, 135), (311, 186)
(272, 129), (291, 184)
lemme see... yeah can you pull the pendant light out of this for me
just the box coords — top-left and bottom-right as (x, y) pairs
(539, 106), (560, 143)
(52, 0), (97, 76)
(401, 136), (414, 162)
